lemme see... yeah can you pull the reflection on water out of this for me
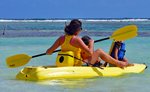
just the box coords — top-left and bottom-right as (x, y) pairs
(36, 78), (98, 88)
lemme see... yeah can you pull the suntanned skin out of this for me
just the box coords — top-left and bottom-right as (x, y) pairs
(80, 40), (128, 68)
(46, 30), (93, 56)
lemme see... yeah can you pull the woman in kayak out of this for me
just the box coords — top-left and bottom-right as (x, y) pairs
(46, 19), (127, 68)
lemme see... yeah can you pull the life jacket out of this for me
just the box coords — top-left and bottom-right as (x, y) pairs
(118, 42), (126, 60)
(60, 35), (82, 66)
(110, 42), (126, 60)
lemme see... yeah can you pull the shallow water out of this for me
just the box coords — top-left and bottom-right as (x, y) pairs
(0, 36), (150, 92)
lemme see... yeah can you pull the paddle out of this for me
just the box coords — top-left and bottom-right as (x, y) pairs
(6, 25), (138, 68)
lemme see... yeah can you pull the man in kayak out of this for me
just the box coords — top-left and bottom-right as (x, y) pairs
(111, 41), (127, 62)
(46, 19), (127, 68)
(108, 41), (134, 66)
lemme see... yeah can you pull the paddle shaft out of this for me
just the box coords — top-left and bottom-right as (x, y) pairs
(32, 49), (61, 58)
(31, 37), (110, 58)
(94, 37), (110, 43)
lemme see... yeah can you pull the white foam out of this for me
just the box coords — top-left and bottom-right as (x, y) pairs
(85, 19), (150, 22)
(0, 19), (70, 22)
(0, 18), (149, 22)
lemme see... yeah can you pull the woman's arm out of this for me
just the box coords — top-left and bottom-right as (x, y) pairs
(46, 36), (63, 55)
(75, 37), (93, 56)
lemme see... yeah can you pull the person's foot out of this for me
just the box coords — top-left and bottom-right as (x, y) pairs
(117, 61), (128, 69)
(127, 63), (134, 66)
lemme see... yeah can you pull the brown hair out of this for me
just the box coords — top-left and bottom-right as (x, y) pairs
(64, 19), (82, 35)
(82, 35), (91, 45)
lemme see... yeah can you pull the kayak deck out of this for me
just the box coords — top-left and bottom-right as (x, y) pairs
(16, 63), (147, 81)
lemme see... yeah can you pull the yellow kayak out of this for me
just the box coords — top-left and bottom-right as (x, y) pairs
(16, 63), (147, 81)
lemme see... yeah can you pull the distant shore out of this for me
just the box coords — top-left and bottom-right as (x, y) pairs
(0, 18), (150, 37)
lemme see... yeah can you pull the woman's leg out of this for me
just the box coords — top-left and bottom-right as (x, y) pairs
(89, 49), (127, 68)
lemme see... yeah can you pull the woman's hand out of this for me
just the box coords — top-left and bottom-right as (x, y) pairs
(89, 39), (94, 46)
(46, 48), (52, 55)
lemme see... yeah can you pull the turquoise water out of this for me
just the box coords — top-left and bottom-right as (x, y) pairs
(0, 20), (150, 92)
(0, 36), (150, 92)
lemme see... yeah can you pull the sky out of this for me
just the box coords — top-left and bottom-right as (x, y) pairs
(0, 0), (149, 19)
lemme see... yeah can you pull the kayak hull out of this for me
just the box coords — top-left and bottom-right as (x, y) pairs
(16, 63), (147, 81)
